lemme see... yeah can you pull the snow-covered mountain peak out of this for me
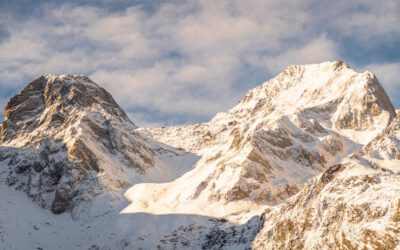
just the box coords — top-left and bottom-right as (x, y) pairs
(0, 75), (154, 214)
(3, 74), (132, 135)
(237, 60), (393, 115)
(222, 61), (395, 144)
(137, 61), (396, 214)
(239, 61), (351, 103)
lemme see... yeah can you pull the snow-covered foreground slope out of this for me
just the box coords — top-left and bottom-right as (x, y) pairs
(1, 61), (399, 249)
(0, 182), (241, 249)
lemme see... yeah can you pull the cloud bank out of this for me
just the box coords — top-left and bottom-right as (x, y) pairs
(0, 0), (399, 126)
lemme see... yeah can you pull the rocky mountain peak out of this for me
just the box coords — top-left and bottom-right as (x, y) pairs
(231, 61), (395, 143)
(241, 61), (394, 114)
(0, 75), (154, 214)
(1, 75), (132, 142)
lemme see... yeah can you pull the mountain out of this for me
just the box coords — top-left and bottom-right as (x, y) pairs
(0, 62), (399, 249)
(0, 74), (184, 215)
(124, 61), (396, 216)
(147, 63), (400, 249)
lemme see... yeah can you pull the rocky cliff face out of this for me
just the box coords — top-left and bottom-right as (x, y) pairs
(0, 75), (154, 214)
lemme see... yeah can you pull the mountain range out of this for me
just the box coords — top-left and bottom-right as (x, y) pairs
(0, 61), (399, 249)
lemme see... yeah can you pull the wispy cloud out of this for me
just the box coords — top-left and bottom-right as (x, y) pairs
(262, 35), (338, 75)
(0, 0), (399, 126)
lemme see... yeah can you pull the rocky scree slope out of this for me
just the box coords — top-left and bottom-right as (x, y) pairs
(129, 61), (395, 214)
(0, 75), (154, 214)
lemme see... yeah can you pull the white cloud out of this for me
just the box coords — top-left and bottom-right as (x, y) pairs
(0, 0), (398, 126)
(262, 35), (338, 75)
(308, 0), (400, 41)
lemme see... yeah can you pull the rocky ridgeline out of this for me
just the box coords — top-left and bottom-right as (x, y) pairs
(0, 75), (154, 214)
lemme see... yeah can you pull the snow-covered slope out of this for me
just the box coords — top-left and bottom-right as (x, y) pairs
(126, 61), (396, 216)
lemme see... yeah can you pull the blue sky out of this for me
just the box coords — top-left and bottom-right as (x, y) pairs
(0, 0), (399, 127)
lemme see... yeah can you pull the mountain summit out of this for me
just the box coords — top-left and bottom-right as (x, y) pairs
(0, 74), (154, 214)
